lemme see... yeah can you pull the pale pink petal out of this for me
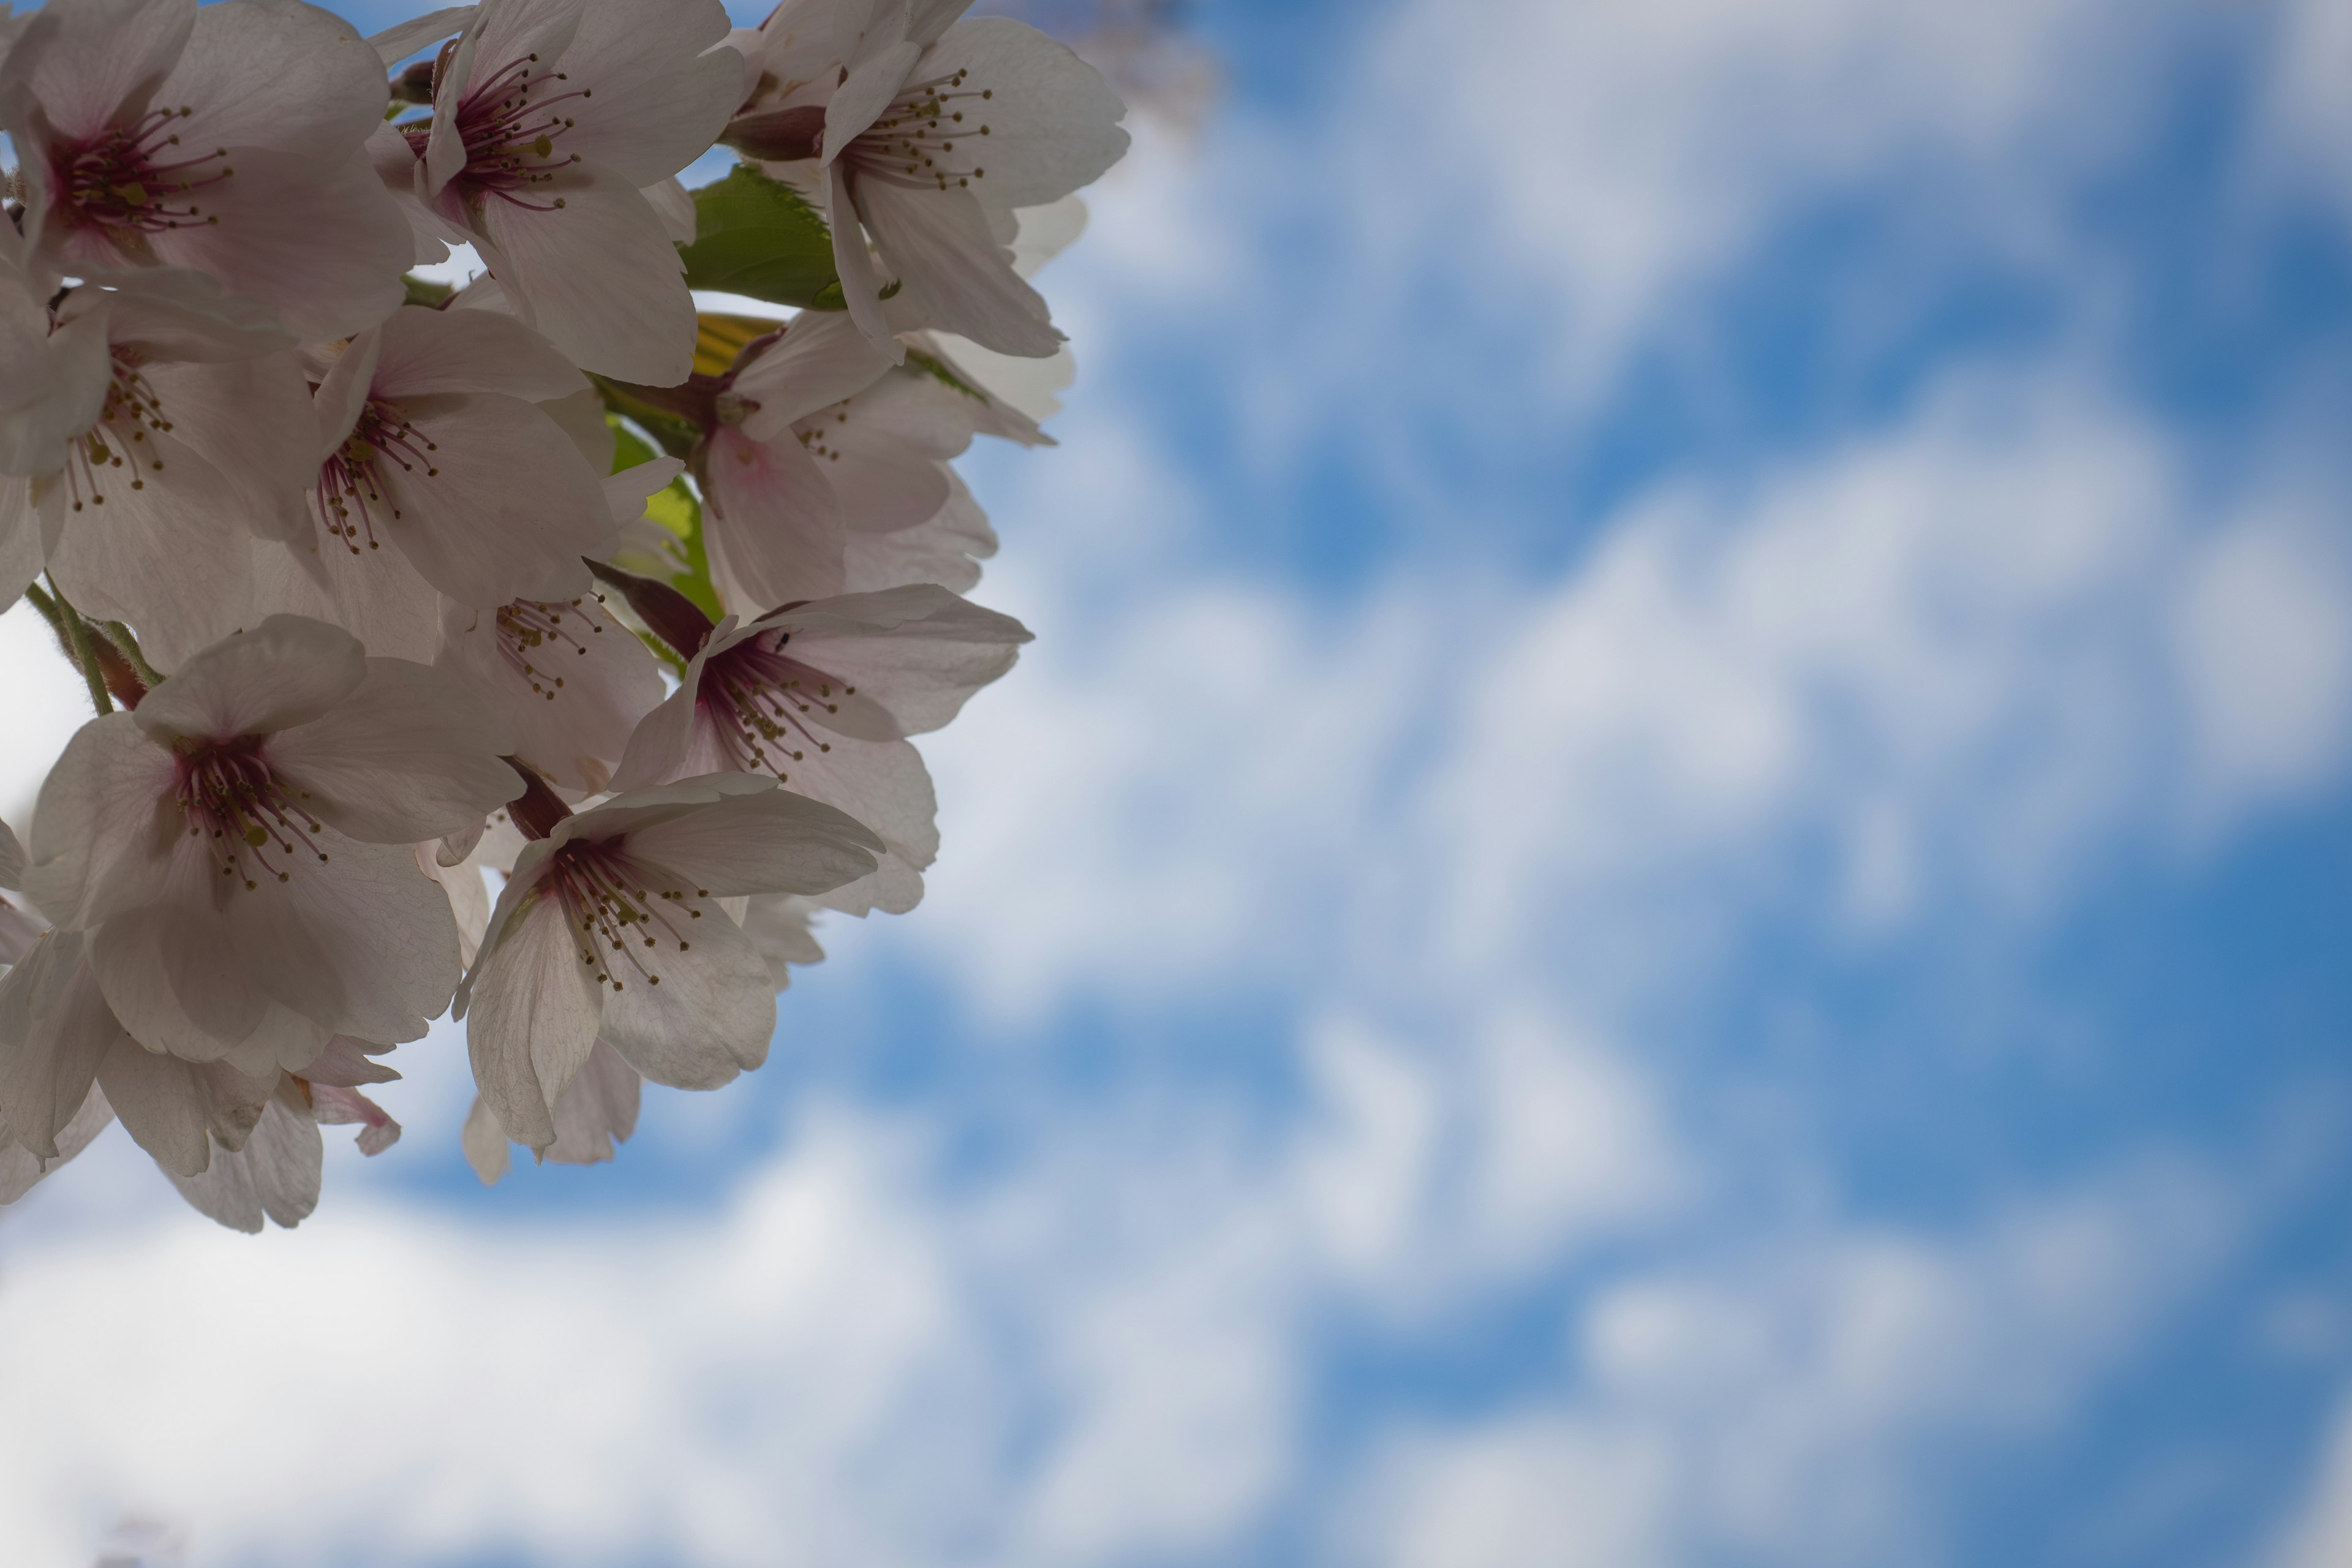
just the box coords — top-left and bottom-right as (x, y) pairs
(739, 892), (825, 990)
(0, 928), (123, 1158)
(466, 890), (604, 1152)
(95, 1033), (271, 1179)
(307, 1080), (401, 1155)
(217, 829), (461, 1044)
(842, 468), (995, 594)
(140, 145), (410, 339)
(598, 897), (774, 1088)
(252, 533), (444, 663)
(0, 1084), (113, 1204)
(141, 355), (315, 541)
(0, 818), (22, 891)
(165, 0), (388, 159)
(761, 582), (1028, 733)
(461, 1092), (511, 1183)
(733, 308), (895, 441)
(300, 1035), (401, 1088)
(7, 0), (195, 143)
(622, 784), (880, 895)
(40, 435), (258, 668)
(828, 159), (901, 358)
(164, 1077), (322, 1231)
(0, 478), (39, 607)
(476, 158), (696, 384)
(130, 612), (365, 742)
(549, 0), (739, 186)
(370, 303), (587, 404)
(23, 712), (174, 930)
(822, 35), (919, 157)
(642, 175), (696, 244)
(373, 392), (614, 605)
(268, 657), (519, 843)
(369, 6), (475, 68)
(543, 1038), (639, 1164)
(854, 174), (1060, 357)
(702, 424), (846, 608)
(912, 20), (1128, 208)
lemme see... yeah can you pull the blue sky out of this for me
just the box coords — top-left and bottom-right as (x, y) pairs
(6, 0), (2352, 1564)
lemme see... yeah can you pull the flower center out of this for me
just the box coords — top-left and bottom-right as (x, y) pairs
(172, 735), (328, 892)
(541, 839), (707, 993)
(496, 597), (601, 701)
(314, 399), (440, 553)
(52, 106), (232, 239)
(842, 68), (993, 192)
(407, 50), (590, 211)
(56, 351), (171, 514)
(697, 630), (856, 782)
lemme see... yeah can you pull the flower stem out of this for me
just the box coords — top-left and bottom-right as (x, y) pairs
(43, 579), (114, 716)
(100, 620), (165, 688)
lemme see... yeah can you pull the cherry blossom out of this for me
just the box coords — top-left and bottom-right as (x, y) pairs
(0, 267), (317, 664)
(612, 582), (1028, 913)
(730, 1), (1128, 356)
(455, 768), (880, 1152)
(0, 0), (1123, 1225)
(24, 615), (521, 1072)
(0, 0), (414, 338)
(380, 0), (745, 382)
(254, 303), (614, 660)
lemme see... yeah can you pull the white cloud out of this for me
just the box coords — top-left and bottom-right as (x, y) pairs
(1357, 1156), (2237, 1568)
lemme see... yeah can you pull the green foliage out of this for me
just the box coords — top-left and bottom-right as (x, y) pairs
(401, 273), (454, 308)
(677, 166), (842, 310)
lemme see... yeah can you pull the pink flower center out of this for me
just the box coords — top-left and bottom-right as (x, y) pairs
(842, 67), (994, 193)
(56, 351), (172, 514)
(172, 735), (328, 892)
(540, 838), (707, 993)
(496, 598), (601, 701)
(697, 630), (854, 782)
(314, 400), (440, 552)
(407, 50), (590, 212)
(51, 105), (232, 238)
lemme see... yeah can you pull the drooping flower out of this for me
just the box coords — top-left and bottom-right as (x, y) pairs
(23, 615), (522, 1070)
(0, 0), (414, 339)
(611, 582), (1028, 914)
(376, 0), (745, 383)
(729, 1), (1128, 358)
(454, 767), (880, 1152)
(254, 303), (616, 661)
(0, 266), (318, 664)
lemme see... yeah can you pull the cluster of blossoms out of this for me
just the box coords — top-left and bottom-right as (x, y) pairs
(0, 0), (1125, 1229)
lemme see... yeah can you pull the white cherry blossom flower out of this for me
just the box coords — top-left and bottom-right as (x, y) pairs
(679, 309), (1039, 611)
(254, 303), (614, 660)
(380, 0), (745, 382)
(0, 268), (317, 665)
(24, 615), (522, 1068)
(434, 589), (665, 794)
(0, 0), (414, 338)
(612, 582), (1028, 914)
(454, 768), (880, 1152)
(732, 2), (1127, 358)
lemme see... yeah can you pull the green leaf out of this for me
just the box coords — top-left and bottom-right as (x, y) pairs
(677, 165), (840, 309)
(402, 273), (454, 308)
